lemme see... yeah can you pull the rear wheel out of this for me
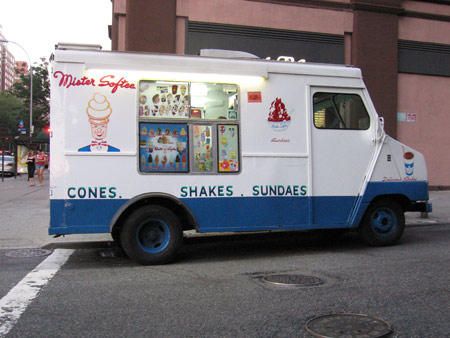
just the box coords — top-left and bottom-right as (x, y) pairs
(120, 205), (182, 265)
(359, 200), (405, 246)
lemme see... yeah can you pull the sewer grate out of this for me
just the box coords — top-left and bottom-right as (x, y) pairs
(4, 248), (52, 258)
(305, 313), (393, 338)
(261, 274), (324, 287)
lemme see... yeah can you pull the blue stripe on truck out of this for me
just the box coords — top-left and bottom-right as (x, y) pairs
(49, 181), (429, 235)
(350, 180), (429, 226)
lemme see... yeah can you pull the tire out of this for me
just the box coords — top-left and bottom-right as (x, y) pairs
(359, 200), (405, 246)
(120, 205), (182, 265)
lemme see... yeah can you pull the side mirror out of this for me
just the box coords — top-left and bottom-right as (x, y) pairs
(378, 117), (385, 130)
(375, 116), (385, 142)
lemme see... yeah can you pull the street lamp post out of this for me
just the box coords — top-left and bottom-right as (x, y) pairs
(0, 39), (33, 143)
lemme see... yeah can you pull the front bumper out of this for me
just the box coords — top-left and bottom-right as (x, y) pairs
(407, 201), (432, 213)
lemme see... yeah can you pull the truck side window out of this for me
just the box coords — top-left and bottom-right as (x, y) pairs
(138, 80), (240, 174)
(313, 93), (370, 130)
(192, 125), (214, 173)
(190, 83), (238, 120)
(139, 81), (190, 118)
(139, 123), (189, 173)
(218, 125), (239, 173)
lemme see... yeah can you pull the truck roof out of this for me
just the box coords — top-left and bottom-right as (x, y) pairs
(52, 48), (362, 80)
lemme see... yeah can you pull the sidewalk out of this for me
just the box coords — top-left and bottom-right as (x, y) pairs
(0, 173), (110, 249)
(405, 191), (450, 226)
(0, 174), (448, 249)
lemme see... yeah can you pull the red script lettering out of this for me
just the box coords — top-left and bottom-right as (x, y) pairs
(53, 71), (136, 94)
(99, 75), (136, 94)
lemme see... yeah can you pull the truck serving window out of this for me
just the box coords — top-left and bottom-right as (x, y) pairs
(139, 123), (189, 173)
(313, 93), (370, 130)
(192, 125), (214, 173)
(138, 80), (240, 174)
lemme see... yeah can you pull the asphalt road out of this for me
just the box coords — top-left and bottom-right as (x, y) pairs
(0, 225), (449, 337)
(0, 175), (449, 337)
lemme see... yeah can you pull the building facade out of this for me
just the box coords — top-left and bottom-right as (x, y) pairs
(15, 60), (29, 78)
(109, 0), (450, 188)
(0, 31), (16, 92)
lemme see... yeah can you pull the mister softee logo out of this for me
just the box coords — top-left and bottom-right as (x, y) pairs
(53, 71), (136, 94)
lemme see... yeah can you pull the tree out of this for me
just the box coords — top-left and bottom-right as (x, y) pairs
(0, 92), (24, 135)
(9, 59), (50, 136)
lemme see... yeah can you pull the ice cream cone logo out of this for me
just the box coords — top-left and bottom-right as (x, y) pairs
(78, 93), (120, 152)
(268, 97), (291, 131)
(87, 93), (112, 124)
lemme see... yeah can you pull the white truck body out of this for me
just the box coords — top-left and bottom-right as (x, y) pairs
(49, 47), (430, 263)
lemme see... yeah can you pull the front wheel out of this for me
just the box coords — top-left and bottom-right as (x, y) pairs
(359, 200), (405, 246)
(120, 205), (182, 265)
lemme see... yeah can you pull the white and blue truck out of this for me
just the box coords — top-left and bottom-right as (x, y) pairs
(49, 45), (431, 264)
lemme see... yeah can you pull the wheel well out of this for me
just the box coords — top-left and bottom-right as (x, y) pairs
(111, 196), (196, 239)
(369, 194), (410, 212)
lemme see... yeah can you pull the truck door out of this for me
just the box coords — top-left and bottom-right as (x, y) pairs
(310, 87), (375, 227)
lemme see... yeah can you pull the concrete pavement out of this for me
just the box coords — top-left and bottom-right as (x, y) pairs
(0, 173), (110, 249)
(405, 190), (450, 225)
(0, 173), (448, 249)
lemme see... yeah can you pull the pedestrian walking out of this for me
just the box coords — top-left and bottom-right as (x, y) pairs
(26, 150), (36, 186)
(35, 150), (48, 186)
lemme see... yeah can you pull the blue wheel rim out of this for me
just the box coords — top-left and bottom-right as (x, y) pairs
(137, 219), (170, 254)
(370, 208), (397, 234)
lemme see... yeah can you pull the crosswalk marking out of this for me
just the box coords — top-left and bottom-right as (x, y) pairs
(0, 249), (74, 337)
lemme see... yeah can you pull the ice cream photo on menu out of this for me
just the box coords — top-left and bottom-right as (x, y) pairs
(78, 93), (120, 152)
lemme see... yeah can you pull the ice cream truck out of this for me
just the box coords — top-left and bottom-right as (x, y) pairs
(49, 45), (431, 264)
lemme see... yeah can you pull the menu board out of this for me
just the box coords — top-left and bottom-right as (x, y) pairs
(139, 123), (188, 173)
(218, 125), (239, 172)
(192, 125), (214, 173)
(139, 81), (190, 118)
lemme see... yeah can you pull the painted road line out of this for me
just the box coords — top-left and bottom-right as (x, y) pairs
(0, 249), (74, 337)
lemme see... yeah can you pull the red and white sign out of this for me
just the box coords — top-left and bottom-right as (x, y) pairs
(406, 113), (416, 123)
(247, 91), (262, 103)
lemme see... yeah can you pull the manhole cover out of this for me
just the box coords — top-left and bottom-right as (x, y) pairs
(305, 313), (392, 338)
(261, 274), (324, 287)
(4, 248), (52, 258)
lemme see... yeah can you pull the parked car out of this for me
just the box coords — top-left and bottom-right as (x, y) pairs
(1, 155), (15, 176)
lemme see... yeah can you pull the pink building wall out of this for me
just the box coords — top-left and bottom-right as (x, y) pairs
(176, 0), (352, 54)
(403, 0), (450, 17)
(397, 3), (450, 187)
(399, 17), (450, 45)
(176, 0), (353, 35)
(397, 74), (450, 187)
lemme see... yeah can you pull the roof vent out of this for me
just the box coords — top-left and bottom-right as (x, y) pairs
(200, 49), (259, 59)
(55, 43), (102, 51)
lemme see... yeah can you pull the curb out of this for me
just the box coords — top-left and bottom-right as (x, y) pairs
(406, 222), (448, 228)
